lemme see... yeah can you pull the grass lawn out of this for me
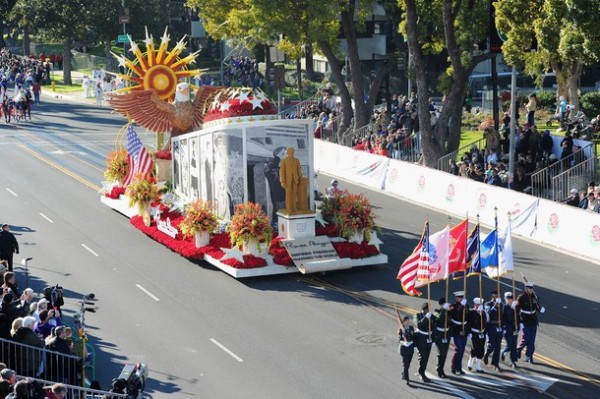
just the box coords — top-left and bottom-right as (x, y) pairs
(48, 83), (83, 94)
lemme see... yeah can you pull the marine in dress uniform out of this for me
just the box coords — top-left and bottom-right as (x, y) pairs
(449, 291), (469, 375)
(433, 297), (451, 378)
(398, 316), (415, 385)
(484, 290), (504, 371)
(516, 282), (545, 363)
(413, 302), (434, 383)
(501, 292), (519, 367)
(467, 297), (488, 373)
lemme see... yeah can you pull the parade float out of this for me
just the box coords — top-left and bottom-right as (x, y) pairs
(100, 28), (387, 278)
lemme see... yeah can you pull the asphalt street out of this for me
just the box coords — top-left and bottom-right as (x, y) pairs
(0, 95), (598, 398)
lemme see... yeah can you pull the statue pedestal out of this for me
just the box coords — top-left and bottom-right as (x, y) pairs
(277, 212), (316, 240)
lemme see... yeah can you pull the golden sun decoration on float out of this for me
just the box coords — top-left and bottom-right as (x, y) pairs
(111, 27), (203, 100)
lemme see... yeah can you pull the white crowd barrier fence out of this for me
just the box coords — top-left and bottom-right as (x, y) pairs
(314, 140), (600, 263)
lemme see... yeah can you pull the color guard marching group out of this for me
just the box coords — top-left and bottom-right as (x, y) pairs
(397, 281), (545, 385)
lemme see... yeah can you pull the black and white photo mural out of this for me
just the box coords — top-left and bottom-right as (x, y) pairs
(172, 119), (314, 222)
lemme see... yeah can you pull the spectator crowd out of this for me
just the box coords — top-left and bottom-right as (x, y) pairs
(0, 224), (84, 398)
(0, 48), (50, 122)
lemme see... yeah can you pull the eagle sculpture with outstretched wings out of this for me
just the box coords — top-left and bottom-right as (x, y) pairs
(109, 83), (224, 136)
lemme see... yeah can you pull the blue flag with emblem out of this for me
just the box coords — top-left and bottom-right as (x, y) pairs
(480, 229), (498, 268)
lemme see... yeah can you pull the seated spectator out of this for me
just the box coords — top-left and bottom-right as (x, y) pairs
(42, 383), (67, 399)
(563, 189), (580, 207)
(32, 299), (48, 323)
(449, 159), (459, 176)
(0, 380), (10, 399)
(0, 295), (19, 325)
(0, 368), (16, 387)
(486, 168), (502, 186)
(512, 166), (530, 193)
(34, 309), (62, 339)
(579, 191), (595, 209)
(6, 379), (32, 399)
(2, 273), (20, 299)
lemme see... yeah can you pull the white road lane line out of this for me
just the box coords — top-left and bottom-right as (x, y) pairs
(427, 373), (477, 399)
(39, 213), (54, 223)
(81, 244), (99, 257)
(210, 338), (244, 363)
(6, 188), (17, 197)
(135, 284), (160, 301)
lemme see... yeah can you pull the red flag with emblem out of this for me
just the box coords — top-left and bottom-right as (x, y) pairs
(448, 219), (468, 274)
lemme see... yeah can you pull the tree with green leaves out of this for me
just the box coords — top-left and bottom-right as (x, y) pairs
(86, 0), (170, 71)
(400, 0), (494, 167)
(188, 0), (395, 142)
(0, 0), (18, 48)
(496, 0), (600, 112)
(25, 0), (95, 85)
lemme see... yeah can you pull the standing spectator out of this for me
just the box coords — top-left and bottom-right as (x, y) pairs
(557, 96), (567, 129)
(31, 81), (41, 105)
(95, 83), (103, 106)
(526, 93), (537, 127)
(0, 224), (19, 272)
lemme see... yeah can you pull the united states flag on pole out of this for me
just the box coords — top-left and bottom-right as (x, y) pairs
(397, 222), (428, 296)
(122, 125), (153, 186)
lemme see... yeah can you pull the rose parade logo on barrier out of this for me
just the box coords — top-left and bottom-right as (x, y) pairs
(417, 175), (426, 191)
(477, 192), (487, 210)
(446, 184), (455, 202)
(547, 213), (559, 234)
(591, 225), (600, 246)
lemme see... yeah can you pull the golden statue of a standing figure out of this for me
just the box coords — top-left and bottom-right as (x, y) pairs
(279, 147), (303, 214)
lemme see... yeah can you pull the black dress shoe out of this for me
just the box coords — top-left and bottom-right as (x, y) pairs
(483, 356), (489, 365)
(501, 352), (506, 361)
(458, 369), (466, 375)
(467, 366), (472, 371)
(419, 374), (431, 383)
(451, 368), (457, 375)
(476, 369), (485, 374)
(510, 362), (517, 368)
(438, 371), (447, 378)
(493, 366), (503, 372)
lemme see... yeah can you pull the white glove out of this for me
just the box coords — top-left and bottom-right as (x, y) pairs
(425, 312), (432, 319)
(496, 298), (502, 304)
(443, 303), (450, 310)
(511, 301), (517, 309)
(519, 323), (524, 331)
(460, 299), (467, 306)
(478, 305), (484, 312)
(540, 306), (545, 314)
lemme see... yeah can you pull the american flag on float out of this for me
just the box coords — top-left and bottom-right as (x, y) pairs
(122, 124), (153, 186)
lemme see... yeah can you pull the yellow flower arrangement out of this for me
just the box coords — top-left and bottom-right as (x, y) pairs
(227, 202), (272, 251)
(104, 150), (129, 182)
(126, 174), (159, 211)
(180, 200), (219, 238)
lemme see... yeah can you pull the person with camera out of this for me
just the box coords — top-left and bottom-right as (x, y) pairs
(42, 286), (64, 318)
